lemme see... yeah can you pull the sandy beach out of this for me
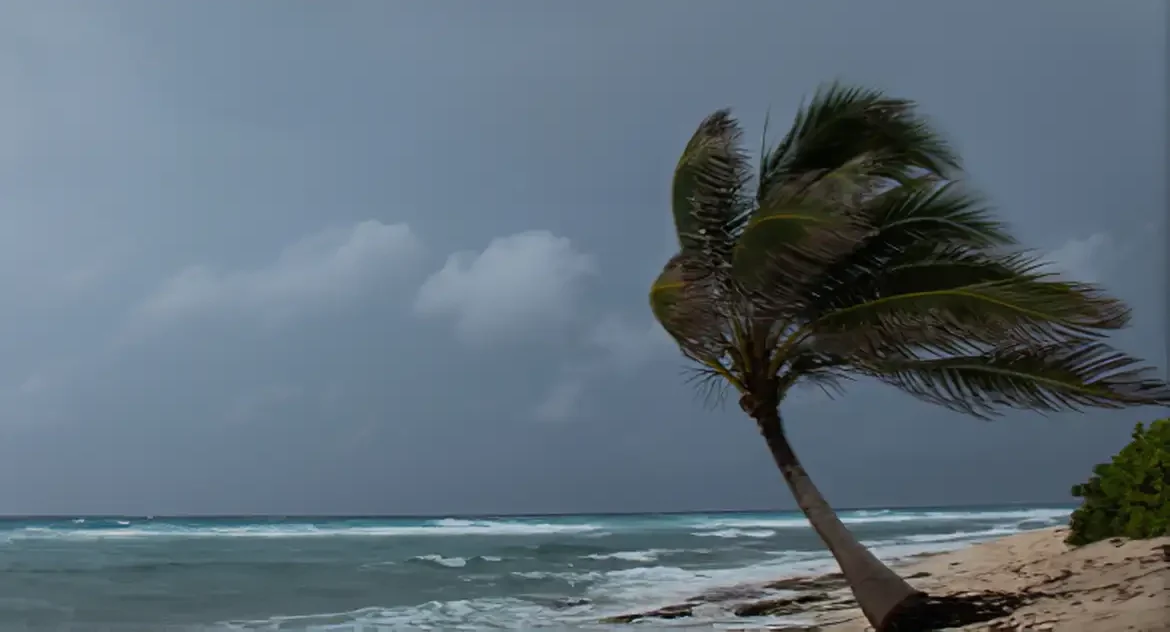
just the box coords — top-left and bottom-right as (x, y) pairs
(604, 527), (1170, 631)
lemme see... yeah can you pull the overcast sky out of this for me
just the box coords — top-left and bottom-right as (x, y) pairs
(0, 1), (1165, 516)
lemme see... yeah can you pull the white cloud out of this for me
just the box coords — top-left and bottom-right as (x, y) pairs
(129, 220), (423, 335)
(1045, 232), (1112, 284)
(589, 314), (674, 370)
(414, 230), (595, 344)
(533, 374), (587, 423)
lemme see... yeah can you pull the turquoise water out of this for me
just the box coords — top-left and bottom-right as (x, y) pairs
(0, 506), (1072, 630)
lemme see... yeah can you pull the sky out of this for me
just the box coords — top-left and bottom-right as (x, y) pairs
(0, 1), (1166, 516)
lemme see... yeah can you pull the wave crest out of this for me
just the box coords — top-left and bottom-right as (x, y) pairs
(3, 519), (602, 541)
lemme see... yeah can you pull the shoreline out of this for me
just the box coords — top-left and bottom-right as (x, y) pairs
(601, 527), (1170, 631)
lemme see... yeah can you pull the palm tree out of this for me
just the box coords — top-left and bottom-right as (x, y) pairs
(649, 83), (1170, 631)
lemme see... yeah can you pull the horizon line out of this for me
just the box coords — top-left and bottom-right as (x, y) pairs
(0, 500), (1077, 521)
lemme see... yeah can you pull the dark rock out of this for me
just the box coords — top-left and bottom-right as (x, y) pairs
(733, 592), (832, 617)
(553, 598), (591, 609)
(599, 604), (693, 624)
(763, 572), (847, 592)
(906, 571), (932, 579)
(689, 585), (771, 603)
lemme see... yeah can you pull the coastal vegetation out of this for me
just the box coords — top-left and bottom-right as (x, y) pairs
(648, 82), (1170, 631)
(1067, 418), (1170, 546)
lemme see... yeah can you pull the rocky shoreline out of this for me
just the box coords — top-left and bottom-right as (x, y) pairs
(599, 571), (863, 625)
(597, 527), (1170, 631)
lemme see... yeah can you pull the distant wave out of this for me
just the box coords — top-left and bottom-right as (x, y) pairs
(691, 507), (1070, 531)
(679, 508), (1068, 541)
(693, 528), (776, 539)
(582, 549), (688, 563)
(0, 508), (1068, 544)
(853, 526), (1028, 551)
(898, 526), (1025, 544)
(514, 542), (612, 557)
(406, 554), (509, 569)
(410, 554), (469, 568)
(1, 518), (601, 541)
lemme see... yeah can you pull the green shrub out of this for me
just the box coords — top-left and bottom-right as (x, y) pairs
(1066, 418), (1170, 546)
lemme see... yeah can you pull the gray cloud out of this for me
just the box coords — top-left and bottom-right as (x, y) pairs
(1045, 232), (1113, 284)
(414, 230), (595, 344)
(589, 314), (674, 371)
(127, 220), (422, 338)
(531, 314), (676, 423)
(533, 371), (589, 423)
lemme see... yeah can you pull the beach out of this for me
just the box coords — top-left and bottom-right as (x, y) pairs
(820, 527), (1170, 631)
(607, 526), (1170, 631)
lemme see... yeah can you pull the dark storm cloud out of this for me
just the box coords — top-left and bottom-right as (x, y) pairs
(0, 0), (1164, 515)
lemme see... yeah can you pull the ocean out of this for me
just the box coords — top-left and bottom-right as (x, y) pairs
(0, 506), (1071, 631)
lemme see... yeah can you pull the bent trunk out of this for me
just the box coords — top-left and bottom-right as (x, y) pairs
(755, 408), (921, 631)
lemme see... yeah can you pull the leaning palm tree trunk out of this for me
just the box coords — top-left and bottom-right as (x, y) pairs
(752, 402), (921, 628)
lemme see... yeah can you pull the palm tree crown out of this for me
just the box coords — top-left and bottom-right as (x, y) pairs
(652, 83), (1169, 419)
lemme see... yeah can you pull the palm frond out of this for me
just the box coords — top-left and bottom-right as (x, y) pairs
(784, 351), (853, 399)
(731, 190), (869, 319)
(758, 82), (960, 206)
(649, 253), (736, 366)
(806, 251), (1132, 360)
(795, 180), (1015, 320)
(860, 342), (1170, 419)
(857, 180), (1014, 248)
(672, 110), (754, 263)
(731, 199), (838, 288)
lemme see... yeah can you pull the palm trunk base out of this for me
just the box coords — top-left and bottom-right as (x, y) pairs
(879, 591), (1029, 631)
(848, 573), (922, 628)
(880, 593), (932, 632)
